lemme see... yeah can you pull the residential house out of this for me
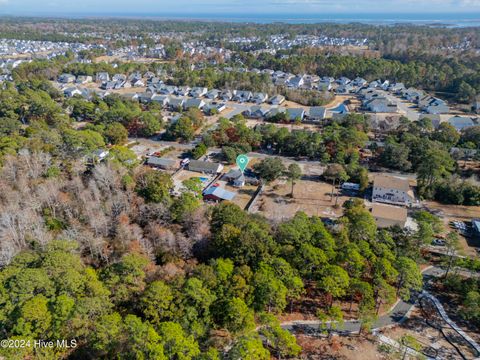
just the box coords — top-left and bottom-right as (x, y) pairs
(176, 86), (191, 96)
(337, 83), (355, 94)
(147, 157), (179, 170)
(112, 74), (127, 82)
(389, 83), (405, 93)
(206, 89), (220, 100)
(203, 186), (236, 202)
(286, 108), (306, 122)
(365, 97), (398, 113)
(268, 94), (286, 105)
(96, 72), (110, 83)
(150, 95), (170, 107)
(352, 77), (368, 87)
(220, 90), (234, 101)
(188, 160), (224, 174)
(402, 88), (424, 103)
(169, 98), (185, 111)
(288, 76), (305, 88)
(252, 93), (269, 104)
(419, 96), (449, 114)
(307, 107), (327, 122)
(132, 79), (145, 87)
(58, 73), (76, 83)
(63, 87), (82, 97)
(243, 105), (270, 119)
(448, 116), (476, 132)
(371, 203), (408, 228)
(190, 87), (208, 98)
(184, 98), (206, 110)
(336, 77), (351, 86)
(76, 75), (93, 84)
(372, 175), (415, 206)
(233, 90), (253, 102)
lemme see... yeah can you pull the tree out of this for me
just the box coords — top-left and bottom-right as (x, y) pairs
(259, 313), (301, 358)
(395, 257), (422, 301)
(253, 157), (285, 183)
(157, 322), (200, 360)
(324, 163), (349, 203)
(286, 163), (302, 197)
(222, 297), (255, 335)
(228, 334), (270, 360)
(105, 122), (128, 145)
(140, 112), (163, 137)
(135, 170), (173, 203)
(192, 143), (207, 159)
(318, 265), (350, 306)
(139, 281), (174, 326)
(461, 291), (480, 322)
(122, 315), (166, 360)
(443, 232), (460, 278)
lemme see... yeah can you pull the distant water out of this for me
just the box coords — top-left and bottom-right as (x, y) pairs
(6, 11), (480, 27)
(82, 12), (480, 28)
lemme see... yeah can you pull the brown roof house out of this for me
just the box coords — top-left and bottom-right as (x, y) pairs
(371, 203), (408, 228)
(372, 175), (415, 207)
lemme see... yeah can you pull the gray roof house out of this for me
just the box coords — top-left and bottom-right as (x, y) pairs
(190, 87), (208, 98)
(58, 73), (76, 83)
(220, 90), (234, 101)
(169, 97), (185, 111)
(76, 75), (93, 84)
(188, 160), (224, 174)
(233, 90), (253, 102)
(448, 116), (476, 132)
(252, 93), (269, 104)
(147, 157), (179, 170)
(286, 108), (306, 122)
(268, 94), (286, 105)
(243, 105), (270, 119)
(150, 94), (170, 107)
(206, 89), (220, 100)
(365, 98), (398, 113)
(184, 98), (206, 110)
(96, 72), (110, 82)
(307, 106), (327, 121)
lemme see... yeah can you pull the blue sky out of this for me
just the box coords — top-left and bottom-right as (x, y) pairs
(0, 0), (480, 16)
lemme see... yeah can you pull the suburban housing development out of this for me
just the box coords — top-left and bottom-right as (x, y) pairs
(0, 13), (479, 360)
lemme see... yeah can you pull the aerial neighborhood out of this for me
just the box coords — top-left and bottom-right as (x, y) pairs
(1, 16), (480, 360)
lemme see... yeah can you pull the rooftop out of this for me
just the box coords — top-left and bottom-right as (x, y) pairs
(374, 174), (410, 192)
(371, 203), (408, 222)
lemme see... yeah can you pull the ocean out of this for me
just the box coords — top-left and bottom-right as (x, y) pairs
(76, 12), (480, 27)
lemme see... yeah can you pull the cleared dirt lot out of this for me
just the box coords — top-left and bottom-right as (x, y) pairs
(424, 200), (480, 257)
(251, 178), (352, 221)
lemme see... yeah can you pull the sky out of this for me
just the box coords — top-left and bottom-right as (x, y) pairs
(0, 0), (480, 17)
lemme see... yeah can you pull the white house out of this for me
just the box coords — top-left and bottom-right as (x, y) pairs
(372, 175), (415, 206)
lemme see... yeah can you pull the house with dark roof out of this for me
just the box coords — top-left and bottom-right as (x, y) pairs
(286, 108), (306, 122)
(147, 157), (179, 170)
(447, 116), (476, 132)
(307, 107), (327, 122)
(268, 95), (285, 105)
(184, 98), (206, 110)
(188, 160), (224, 174)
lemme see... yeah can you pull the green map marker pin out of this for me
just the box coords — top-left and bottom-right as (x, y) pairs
(236, 154), (249, 173)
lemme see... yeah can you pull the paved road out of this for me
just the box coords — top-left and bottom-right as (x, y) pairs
(281, 266), (465, 335)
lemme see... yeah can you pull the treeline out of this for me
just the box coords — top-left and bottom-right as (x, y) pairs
(378, 118), (480, 205)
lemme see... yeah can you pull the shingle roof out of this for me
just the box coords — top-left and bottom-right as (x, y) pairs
(371, 203), (407, 222)
(203, 187), (236, 201)
(374, 175), (410, 192)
